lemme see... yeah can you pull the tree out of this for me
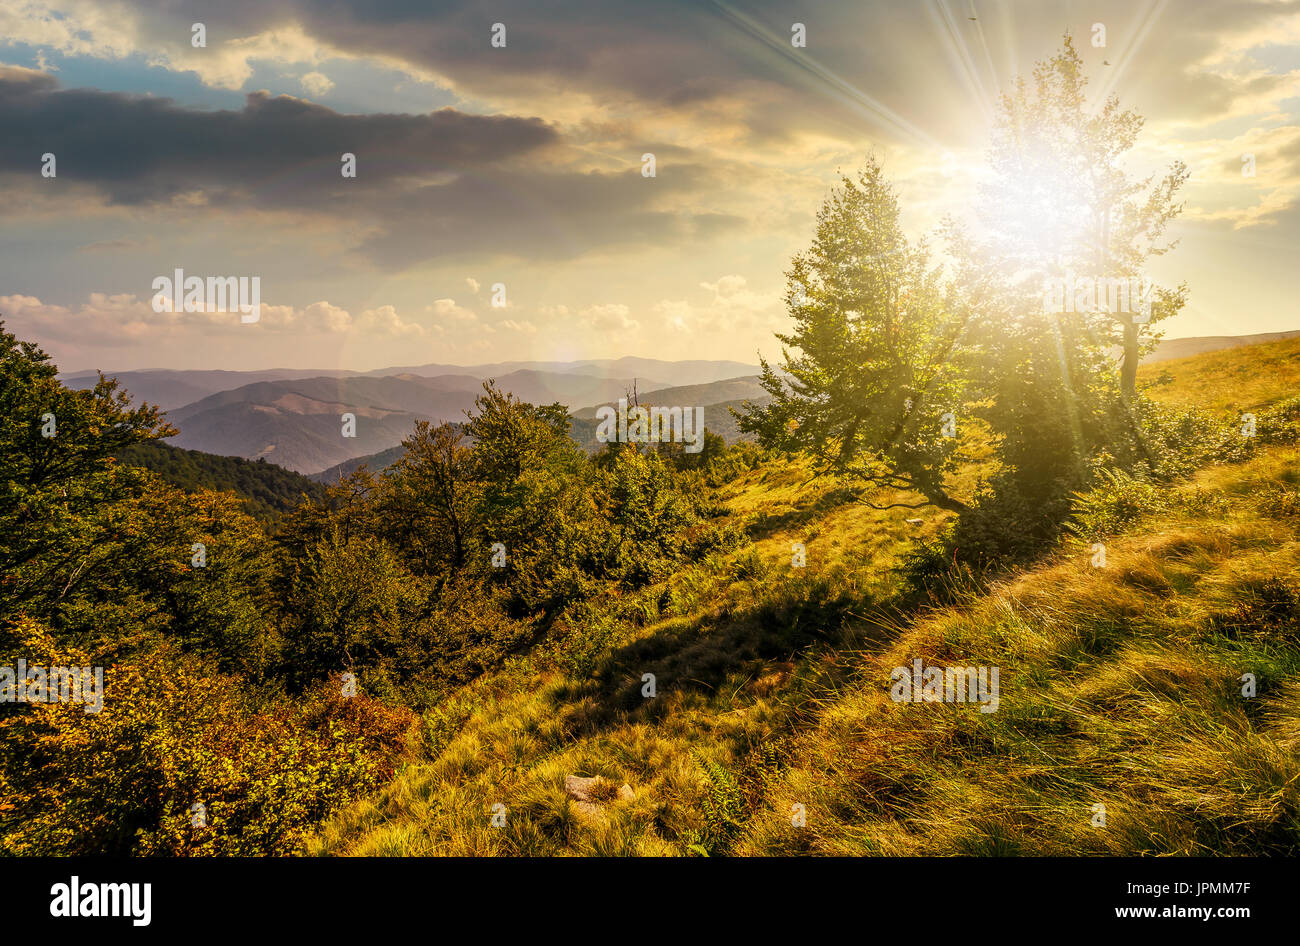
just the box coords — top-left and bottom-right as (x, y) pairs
(738, 158), (973, 513)
(970, 33), (1188, 404)
(0, 320), (175, 624)
(927, 34), (1191, 551)
(463, 381), (591, 613)
(379, 421), (476, 574)
(465, 381), (574, 487)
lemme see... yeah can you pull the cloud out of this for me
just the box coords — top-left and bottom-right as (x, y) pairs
(652, 274), (781, 335)
(0, 67), (558, 207)
(426, 298), (477, 323)
(578, 303), (638, 332)
(0, 292), (429, 342)
(0, 0), (749, 105)
(350, 164), (744, 267)
(700, 275), (749, 297)
(76, 236), (158, 253)
(0, 66), (746, 267)
(299, 71), (334, 97)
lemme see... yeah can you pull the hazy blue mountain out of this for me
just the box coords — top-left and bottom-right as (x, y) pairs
(160, 371), (682, 474)
(58, 368), (358, 410)
(569, 376), (768, 419)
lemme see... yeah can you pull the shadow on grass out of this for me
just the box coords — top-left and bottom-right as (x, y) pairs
(745, 485), (863, 541)
(551, 572), (907, 737)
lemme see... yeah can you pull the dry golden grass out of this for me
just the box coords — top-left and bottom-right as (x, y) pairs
(1140, 334), (1300, 415)
(309, 342), (1300, 857)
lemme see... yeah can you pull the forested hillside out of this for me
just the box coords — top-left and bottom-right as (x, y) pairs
(114, 441), (328, 524)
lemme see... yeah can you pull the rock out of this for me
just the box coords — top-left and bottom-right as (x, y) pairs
(905, 518), (924, 526)
(564, 775), (601, 802)
(563, 775), (634, 820)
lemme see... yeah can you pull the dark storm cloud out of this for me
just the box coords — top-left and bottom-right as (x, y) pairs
(350, 163), (746, 267)
(89, 0), (1300, 154)
(0, 66), (746, 265)
(123, 0), (746, 104)
(0, 66), (558, 205)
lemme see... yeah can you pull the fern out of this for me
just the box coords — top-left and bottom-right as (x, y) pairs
(691, 750), (745, 854)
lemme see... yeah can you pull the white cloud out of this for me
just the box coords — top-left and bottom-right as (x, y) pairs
(299, 71), (334, 97)
(700, 274), (748, 297)
(0, 5), (444, 92)
(578, 302), (638, 332)
(426, 297), (477, 323)
(357, 304), (425, 336)
(652, 274), (781, 336)
(0, 292), (429, 341)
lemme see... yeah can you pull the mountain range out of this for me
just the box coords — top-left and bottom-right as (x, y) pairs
(61, 358), (766, 475)
(66, 335), (1294, 478)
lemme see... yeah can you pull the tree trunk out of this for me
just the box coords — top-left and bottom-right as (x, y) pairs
(1121, 319), (1139, 402)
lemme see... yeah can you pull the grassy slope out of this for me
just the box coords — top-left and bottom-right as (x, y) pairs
(311, 343), (1300, 856)
(1140, 334), (1300, 414)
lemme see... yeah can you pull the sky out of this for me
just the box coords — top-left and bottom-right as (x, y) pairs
(0, 0), (1297, 373)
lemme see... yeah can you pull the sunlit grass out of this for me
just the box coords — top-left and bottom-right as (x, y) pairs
(1140, 335), (1300, 415)
(309, 346), (1300, 857)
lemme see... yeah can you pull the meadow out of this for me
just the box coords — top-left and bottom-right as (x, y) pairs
(305, 337), (1300, 857)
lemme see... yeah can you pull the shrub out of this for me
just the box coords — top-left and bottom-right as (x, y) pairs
(0, 619), (416, 856)
(1066, 469), (1167, 541)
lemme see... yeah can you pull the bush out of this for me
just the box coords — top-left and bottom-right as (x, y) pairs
(0, 619), (416, 855)
(1066, 468), (1167, 541)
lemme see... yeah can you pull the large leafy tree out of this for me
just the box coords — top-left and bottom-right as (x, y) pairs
(739, 158), (973, 512)
(379, 421), (477, 575)
(464, 381), (591, 608)
(936, 35), (1190, 544)
(0, 321), (175, 625)
(969, 34), (1188, 404)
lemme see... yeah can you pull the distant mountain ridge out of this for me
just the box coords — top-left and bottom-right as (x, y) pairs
(569, 376), (768, 420)
(82, 336), (1300, 481)
(1143, 331), (1300, 364)
(315, 377), (773, 481)
(59, 357), (761, 408)
(156, 370), (718, 474)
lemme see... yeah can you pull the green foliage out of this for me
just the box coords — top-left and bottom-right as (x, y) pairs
(281, 528), (416, 683)
(965, 33), (1188, 400)
(739, 157), (973, 514)
(0, 620), (415, 856)
(378, 421), (476, 574)
(0, 324), (414, 853)
(1066, 469), (1167, 541)
(0, 322), (174, 624)
(113, 441), (327, 525)
(690, 750), (745, 854)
